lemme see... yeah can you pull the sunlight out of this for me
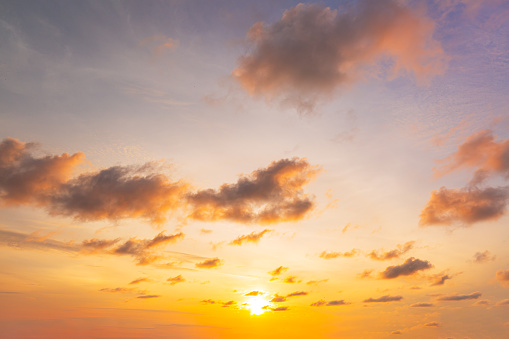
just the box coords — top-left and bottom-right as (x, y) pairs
(246, 295), (270, 315)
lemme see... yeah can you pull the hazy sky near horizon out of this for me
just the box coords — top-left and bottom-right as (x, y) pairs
(1, 1), (509, 338)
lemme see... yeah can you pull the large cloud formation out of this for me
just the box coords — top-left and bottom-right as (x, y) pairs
(0, 138), (319, 226)
(187, 158), (320, 224)
(233, 0), (446, 114)
(421, 130), (509, 226)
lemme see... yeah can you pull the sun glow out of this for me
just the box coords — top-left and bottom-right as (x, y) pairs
(246, 296), (270, 315)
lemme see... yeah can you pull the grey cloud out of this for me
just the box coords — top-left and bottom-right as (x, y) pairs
(368, 241), (415, 261)
(437, 292), (482, 301)
(363, 295), (403, 303)
(380, 257), (432, 279)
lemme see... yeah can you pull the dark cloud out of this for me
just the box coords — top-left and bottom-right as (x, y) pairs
(319, 249), (359, 259)
(229, 229), (272, 245)
(286, 291), (308, 297)
(473, 250), (496, 263)
(187, 158), (320, 224)
(129, 277), (150, 285)
(380, 257), (432, 279)
(437, 292), (482, 301)
(410, 302), (434, 307)
(391, 331), (402, 335)
(363, 295), (403, 303)
(430, 273), (452, 286)
(233, 0), (445, 114)
(245, 291), (263, 296)
(496, 269), (509, 286)
(195, 258), (223, 269)
(81, 232), (184, 265)
(271, 306), (289, 311)
(425, 322), (440, 327)
(326, 300), (349, 306)
(368, 241), (415, 261)
(167, 275), (185, 285)
(420, 186), (509, 226)
(136, 295), (160, 299)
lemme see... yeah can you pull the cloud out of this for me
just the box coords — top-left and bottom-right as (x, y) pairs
(434, 130), (509, 185)
(473, 250), (496, 263)
(496, 269), (509, 286)
(187, 158), (320, 224)
(271, 306), (289, 311)
(99, 287), (136, 294)
(474, 300), (490, 306)
(0, 228), (78, 253)
(195, 258), (223, 269)
(306, 279), (328, 285)
(410, 302), (434, 307)
(129, 277), (150, 285)
(245, 291), (263, 296)
(286, 291), (308, 297)
(425, 322), (440, 327)
(496, 299), (509, 306)
(167, 275), (185, 285)
(81, 232), (184, 265)
(137, 295), (160, 299)
(357, 269), (374, 279)
(380, 257), (433, 279)
(319, 249), (359, 259)
(363, 295), (403, 303)
(391, 331), (401, 335)
(437, 292), (482, 301)
(221, 301), (237, 307)
(229, 229), (272, 246)
(201, 299), (216, 304)
(232, 0), (446, 114)
(310, 300), (326, 307)
(326, 300), (349, 306)
(269, 266), (288, 277)
(419, 186), (509, 226)
(0, 137), (84, 206)
(430, 273), (452, 286)
(368, 241), (415, 261)
(283, 276), (301, 283)
(270, 294), (286, 302)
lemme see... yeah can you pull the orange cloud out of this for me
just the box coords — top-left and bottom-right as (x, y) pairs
(229, 229), (272, 245)
(268, 266), (288, 277)
(167, 275), (185, 285)
(437, 292), (482, 301)
(195, 258), (223, 269)
(496, 269), (509, 287)
(419, 186), (508, 226)
(363, 295), (403, 303)
(368, 241), (415, 261)
(473, 250), (496, 263)
(187, 158), (320, 224)
(233, 0), (446, 114)
(435, 130), (509, 185)
(319, 249), (359, 259)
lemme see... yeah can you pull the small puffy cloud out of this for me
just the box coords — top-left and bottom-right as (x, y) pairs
(229, 229), (272, 246)
(430, 273), (452, 286)
(136, 295), (160, 299)
(425, 322), (440, 327)
(496, 269), (509, 286)
(391, 331), (402, 335)
(167, 275), (185, 285)
(368, 241), (415, 261)
(245, 291), (264, 296)
(420, 186), (509, 226)
(270, 294), (287, 302)
(437, 292), (482, 301)
(310, 300), (326, 307)
(201, 299), (216, 304)
(473, 250), (496, 263)
(380, 257), (433, 279)
(269, 266), (288, 277)
(283, 276), (301, 283)
(496, 299), (509, 306)
(286, 291), (308, 297)
(363, 295), (403, 303)
(357, 269), (374, 279)
(319, 249), (359, 259)
(435, 130), (509, 185)
(81, 232), (184, 265)
(195, 258), (223, 269)
(129, 277), (150, 285)
(474, 300), (490, 306)
(326, 300), (349, 306)
(233, 0), (446, 114)
(221, 300), (237, 307)
(410, 302), (434, 307)
(187, 158), (320, 224)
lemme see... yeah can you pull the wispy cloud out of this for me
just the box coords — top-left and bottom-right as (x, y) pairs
(368, 241), (415, 261)
(473, 250), (496, 263)
(229, 229), (272, 245)
(167, 275), (185, 285)
(195, 258), (223, 269)
(363, 295), (403, 303)
(319, 249), (359, 259)
(437, 292), (482, 301)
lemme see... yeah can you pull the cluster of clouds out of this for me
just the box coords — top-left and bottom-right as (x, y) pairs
(319, 241), (415, 261)
(233, 0), (446, 114)
(420, 130), (509, 226)
(0, 137), (319, 226)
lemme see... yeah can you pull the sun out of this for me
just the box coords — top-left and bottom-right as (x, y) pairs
(246, 295), (270, 315)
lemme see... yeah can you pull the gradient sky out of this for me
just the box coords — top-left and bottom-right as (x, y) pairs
(1, 1), (509, 338)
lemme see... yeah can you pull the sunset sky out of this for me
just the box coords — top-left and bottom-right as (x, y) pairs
(1, 0), (509, 338)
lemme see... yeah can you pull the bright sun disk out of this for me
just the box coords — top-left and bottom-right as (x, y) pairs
(246, 295), (269, 315)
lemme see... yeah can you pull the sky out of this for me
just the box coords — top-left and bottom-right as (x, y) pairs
(1, 0), (509, 338)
